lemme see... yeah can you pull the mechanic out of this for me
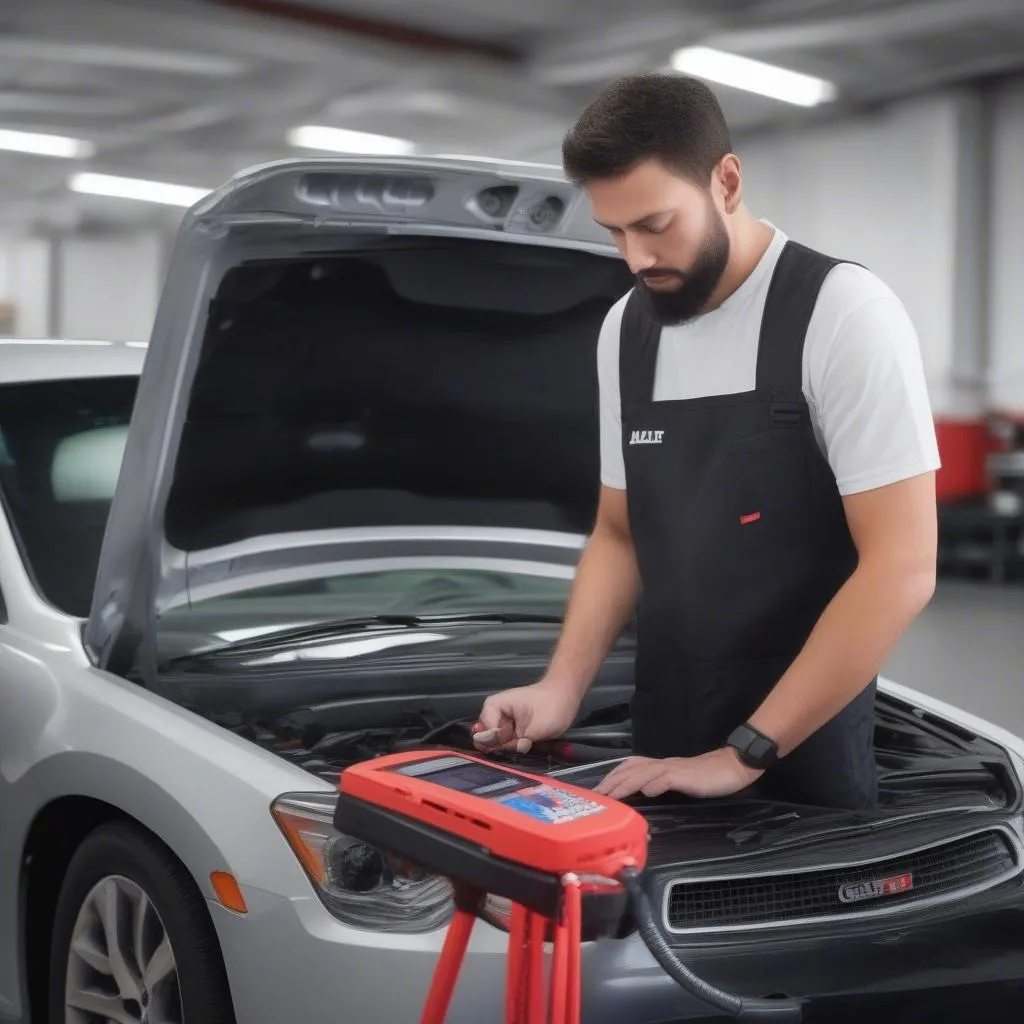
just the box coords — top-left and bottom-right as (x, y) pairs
(473, 73), (941, 810)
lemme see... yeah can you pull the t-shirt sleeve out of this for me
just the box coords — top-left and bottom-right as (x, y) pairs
(809, 289), (942, 497)
(597, 295), (629, 490)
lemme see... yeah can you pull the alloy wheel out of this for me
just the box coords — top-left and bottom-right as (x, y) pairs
(64, 875), (183, 1024)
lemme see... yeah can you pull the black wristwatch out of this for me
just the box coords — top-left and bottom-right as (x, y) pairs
(726, 722), (779, 769)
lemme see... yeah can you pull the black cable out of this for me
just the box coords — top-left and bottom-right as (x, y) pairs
(617, 866), (804, 1022)
(419, 718), (471, 745)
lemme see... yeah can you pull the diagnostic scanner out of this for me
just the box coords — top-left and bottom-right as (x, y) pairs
(335, 750), (803, 1023)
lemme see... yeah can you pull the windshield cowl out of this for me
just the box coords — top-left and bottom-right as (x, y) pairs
(163, 610), (570, 668)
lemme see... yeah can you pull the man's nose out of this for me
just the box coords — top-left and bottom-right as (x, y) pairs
(622, 234), (657, 274)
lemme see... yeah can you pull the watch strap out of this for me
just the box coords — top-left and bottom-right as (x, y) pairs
(727, 722), (779, 769)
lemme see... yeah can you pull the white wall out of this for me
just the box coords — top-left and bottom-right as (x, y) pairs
(57, 233), (165, 342)
(737, 93), (966, 417)
(0, 230), (167, 342)
(0, 241), (8, 303)
(989, 77), (1024, 414)
(0, 236), (54, 338)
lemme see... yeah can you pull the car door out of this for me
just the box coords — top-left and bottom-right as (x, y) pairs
(0, 367), (140, 1020)
(0, 444), (46, 1022)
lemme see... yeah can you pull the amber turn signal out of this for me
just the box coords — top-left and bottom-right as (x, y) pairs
(211, 871), (248, 914)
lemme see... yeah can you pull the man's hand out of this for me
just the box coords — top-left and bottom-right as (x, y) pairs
(472, 680), (581, 754)
(593, 748), (764, 801)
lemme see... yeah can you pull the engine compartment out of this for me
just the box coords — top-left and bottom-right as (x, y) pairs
(195, 683), (1017, 819)
(167, 666), (1022, 890)
(210, 698), (634, 786)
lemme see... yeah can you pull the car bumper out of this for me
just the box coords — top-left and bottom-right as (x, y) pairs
(208, 879), (1024, 1024)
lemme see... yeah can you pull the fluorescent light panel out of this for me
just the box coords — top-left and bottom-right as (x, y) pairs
(0, 338), (112, 346)
(671, 46), (836, 107)
(0, 127), (93, 159)
(0, 39), (246, 77)
(69, 172), (210, 207)
(287, 125), (415, 156)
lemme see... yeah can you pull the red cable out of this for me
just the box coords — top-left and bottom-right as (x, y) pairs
(506, 902), (530, 1023)
(548, 903), (569, 1023)
(420, 905), (476, 1024)
(525, 910), (548, 1024)
(548, 873), (584, 1024)
(421, 874), (594, 1024)
(562, 876), (583, 1024)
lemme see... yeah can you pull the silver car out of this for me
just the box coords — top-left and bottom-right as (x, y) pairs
(2, 157), (1024, 1024)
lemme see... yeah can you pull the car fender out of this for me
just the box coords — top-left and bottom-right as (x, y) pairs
(0, 643), (336, 1020)
(879, 675), (1024, 759)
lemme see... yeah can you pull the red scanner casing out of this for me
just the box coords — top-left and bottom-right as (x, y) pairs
(338, 749), (648, 878)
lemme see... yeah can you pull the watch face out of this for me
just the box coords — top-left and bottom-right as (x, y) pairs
(741, 745), (766, 767)
(730, 725), (777, 767)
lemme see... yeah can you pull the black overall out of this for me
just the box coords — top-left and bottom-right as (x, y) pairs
(620, 240), (878, 810)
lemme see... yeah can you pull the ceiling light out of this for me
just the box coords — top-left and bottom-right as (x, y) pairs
(0, 128), (93, 159)
(670, 46), (836, 107)
(287, 125), (415, 156)
(0, 39), (246, 77)
(68, 172), (210, 207)
(0, 342), (112, 350)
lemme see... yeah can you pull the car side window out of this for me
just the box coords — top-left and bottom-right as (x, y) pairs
(0, 426), (14, 623)
(0, 376), (138, 618)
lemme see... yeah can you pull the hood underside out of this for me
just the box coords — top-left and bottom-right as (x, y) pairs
(165, 235), (629, 552)
(84, 158), (633, 678)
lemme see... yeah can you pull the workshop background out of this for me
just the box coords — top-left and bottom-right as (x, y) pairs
(0, 0), (1021, 729)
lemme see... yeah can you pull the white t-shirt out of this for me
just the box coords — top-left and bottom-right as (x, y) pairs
(598, 224), (941, 496)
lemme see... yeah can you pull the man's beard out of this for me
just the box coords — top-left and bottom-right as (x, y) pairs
(635, 206), (730, 327)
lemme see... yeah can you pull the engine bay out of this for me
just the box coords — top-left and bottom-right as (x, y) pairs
(193, 682), (1018, 820)
(209, 698), (634, 786)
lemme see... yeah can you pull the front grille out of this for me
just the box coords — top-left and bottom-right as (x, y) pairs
(665, 827), (1020, 933)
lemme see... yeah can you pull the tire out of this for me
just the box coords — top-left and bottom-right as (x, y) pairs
(49, 820), (235, 1024)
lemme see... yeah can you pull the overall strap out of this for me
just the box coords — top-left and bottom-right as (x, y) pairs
(618, 288), (662, 406)
(755, 240), (846, 396)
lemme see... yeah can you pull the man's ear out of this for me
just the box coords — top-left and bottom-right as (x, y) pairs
(717, 154), (743, 215)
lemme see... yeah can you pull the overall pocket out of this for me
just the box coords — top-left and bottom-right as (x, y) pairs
(728, 429), (818, 575)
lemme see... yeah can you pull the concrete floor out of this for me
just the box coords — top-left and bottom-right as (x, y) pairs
(883, 580), (1024, 736)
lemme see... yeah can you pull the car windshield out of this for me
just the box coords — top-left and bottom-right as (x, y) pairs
(157, 564), (575, 648)
(0, 375), (138, 617)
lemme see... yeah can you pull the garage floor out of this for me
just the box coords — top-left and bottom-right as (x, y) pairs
(883, 581), (1024, 736)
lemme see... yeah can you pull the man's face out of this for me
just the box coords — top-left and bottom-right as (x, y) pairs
(587, 158), (731, 326)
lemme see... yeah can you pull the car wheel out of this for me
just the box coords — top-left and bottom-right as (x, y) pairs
(49, 820), (235, 1024)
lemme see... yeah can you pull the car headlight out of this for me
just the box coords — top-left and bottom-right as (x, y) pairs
(272, 792), (454, 933)
(478, 893), (514, 932)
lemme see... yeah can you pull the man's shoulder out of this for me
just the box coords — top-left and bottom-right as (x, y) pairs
(597, 289), (635, 357)
(799, 249), (920, 398)
(814, 254), (902, 319)
(801, 251), (909, 355)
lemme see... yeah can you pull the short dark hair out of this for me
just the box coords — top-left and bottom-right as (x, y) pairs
(561, 73), (732, 187)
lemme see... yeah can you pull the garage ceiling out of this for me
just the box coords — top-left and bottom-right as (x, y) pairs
(2, 0), (1024, 229)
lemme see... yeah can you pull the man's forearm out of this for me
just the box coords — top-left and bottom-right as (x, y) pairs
(748, 559), (936, 758)
(544, 524), (641, 700)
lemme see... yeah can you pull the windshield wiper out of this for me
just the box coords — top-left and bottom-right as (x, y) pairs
(169, 611), (565, 664)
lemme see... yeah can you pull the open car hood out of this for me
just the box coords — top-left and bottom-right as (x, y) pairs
(83, 156), (633, 680)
